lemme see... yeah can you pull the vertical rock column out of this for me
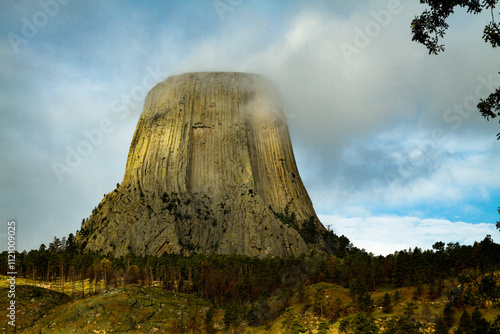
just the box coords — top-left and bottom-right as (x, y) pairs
(77, 72), (328, 257)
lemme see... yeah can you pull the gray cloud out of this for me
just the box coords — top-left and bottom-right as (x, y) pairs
(1, 1), (499, 253)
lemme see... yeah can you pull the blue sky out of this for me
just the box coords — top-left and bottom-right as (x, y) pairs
(1, 0), (499, 255)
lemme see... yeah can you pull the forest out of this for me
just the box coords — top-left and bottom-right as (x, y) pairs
(1, 229), (500, 333)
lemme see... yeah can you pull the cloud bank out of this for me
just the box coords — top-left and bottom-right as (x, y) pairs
(0, 1), (499, 254)
(320, 214), (498, 256)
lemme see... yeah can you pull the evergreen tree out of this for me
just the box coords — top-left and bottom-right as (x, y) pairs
(471, 306), (490, 334)
(434, 316), (449, 334)
(339, 316), (353, 334)
(358, 292), (374, 313)
(442, 303), (454, 328)
(491, 314), (500, 334)
(340, 314), (378, 334)
(125, 265), (140, 285)
(48, 236), (62, 253)
(65, 233), (76, 253)
(313, 289), (326, 317)
(317, 321), (330, 334)
(382, 292), (393, 313)
(204, 306), (216, 334)
(383, 303), (420, 334)
(455, 310), (472, 334)
(223, 303), (241, 333)
(282, 308), (307, 334)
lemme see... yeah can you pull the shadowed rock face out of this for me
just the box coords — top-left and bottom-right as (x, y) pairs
(77, 72), (328, 257)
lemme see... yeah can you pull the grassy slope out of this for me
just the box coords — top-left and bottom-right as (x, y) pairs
(0, 276), (498, 333)
(0, 283), (72, 332)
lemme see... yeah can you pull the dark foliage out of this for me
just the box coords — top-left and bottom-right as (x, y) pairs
(3, 232), (500, 331)
(411, 0), (500, 138)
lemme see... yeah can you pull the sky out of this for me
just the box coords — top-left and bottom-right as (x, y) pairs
(1, 0), (499, 256)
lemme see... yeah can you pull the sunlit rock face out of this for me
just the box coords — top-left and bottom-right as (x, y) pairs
(77, 72), (328, 257)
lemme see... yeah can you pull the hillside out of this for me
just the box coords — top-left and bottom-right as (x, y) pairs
(1, 236), (499, 333)
(1, 277), (498, 333)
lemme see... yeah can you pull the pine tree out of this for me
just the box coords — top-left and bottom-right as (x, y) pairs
(317, 321), (330, 334)
(434, 316), (449, 334)
(382, 292), (393, 313)
(455, 310), (472, 334)
(471, 306), (490, 334)
(351, 313), (378, 334)
(442, 303), (454, 328)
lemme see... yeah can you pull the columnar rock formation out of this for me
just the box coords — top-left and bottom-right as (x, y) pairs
(77, 72), (329, 257)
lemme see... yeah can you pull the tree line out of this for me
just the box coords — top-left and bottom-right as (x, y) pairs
(1, 232), (499, 332)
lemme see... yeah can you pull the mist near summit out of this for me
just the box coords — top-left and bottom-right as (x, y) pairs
(0, 1), (499, 254)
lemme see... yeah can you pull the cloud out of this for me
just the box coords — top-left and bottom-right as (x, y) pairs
(308, 129), (500, 226)
(1, 1), (499, 252)
(172, 1), (500, 209)
(320, 214), (498, 256)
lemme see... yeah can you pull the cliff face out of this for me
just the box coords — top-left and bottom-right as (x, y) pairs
(77, 72), (328, 257)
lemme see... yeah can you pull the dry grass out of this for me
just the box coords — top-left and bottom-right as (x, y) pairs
(1, 275), (498, 333)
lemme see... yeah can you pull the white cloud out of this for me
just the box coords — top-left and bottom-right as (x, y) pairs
(307, 126), (500, 220)
(320, 214), (498, 256)
(2, 1), (500, 251)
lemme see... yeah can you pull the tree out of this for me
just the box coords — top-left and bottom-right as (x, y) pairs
(453, 307), (500, 333)
(297, 282), (309, 304)
(442, 303), (455, 328)
(300, 216), (319, 243)
(358, 291), (374, 313)
(433, 241), (445, 253)
(125, 265), (140, 285)
(49, 236), (62, 253)
(339, 316), (352, 334)
(317, 321), (330, 334)
(496, 207), (500, 235)
(60, 236), (67, 252)
(282, 308), (307, 334)
(471, 306), (491, 334)
(100, 258), (112, 288)
(204, 306), (216, 334)
(478, 273), (500, 303)
(65, 233), (76, 253)
(382, 292), (393, 313)
(313, 289), (326, 317)
(341, 313), (379, 334)
(455, 309), (472, 334)
(411, 0), (500, 138)
(434, 316), (450, 334)
(350, 277), (374, 312)
(491, 314), (500, 334)
(223, 303), (242, 333)
(352, 313), (378, 334)
(383, 302), (420, 334)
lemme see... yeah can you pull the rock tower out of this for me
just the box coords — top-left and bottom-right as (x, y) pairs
(77, 72), (329, 257)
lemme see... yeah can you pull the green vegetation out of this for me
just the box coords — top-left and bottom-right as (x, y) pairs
(410, 0), (500, 138)
(268, 204), (324, 245)
(1, 233), (500, 332)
